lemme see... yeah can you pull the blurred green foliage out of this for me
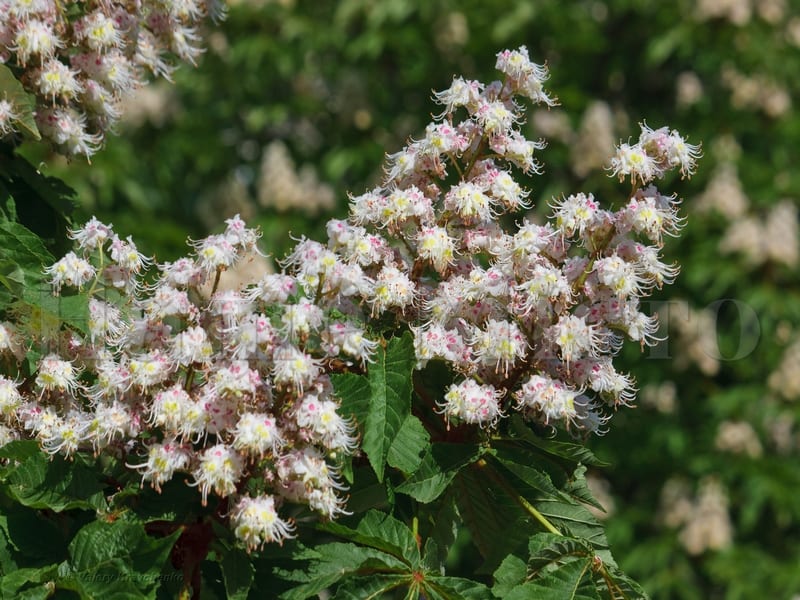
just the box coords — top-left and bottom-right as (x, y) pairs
(17, 0), (800, 597)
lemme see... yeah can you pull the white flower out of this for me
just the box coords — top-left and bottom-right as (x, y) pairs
(438, 379), (504, 427)
(367, 266), (416, 315)
(45, 251), (96, 293)
(192, 444), (244, 505)
(609, 142), (657, 184)
(108, 235), (149, 272)
(89, 401), (137, 449)
(171, 326), (214, 366)
(515, 374), (583, 426)
(128, 350), (173, 389)
(295, 395), (356, 452)
(0, 321), (25, 361)
(445, 181), (494, 223)
(0, 100), (20, 136)
(35, 58), (82, 101)
(272, 344), (320, 392)
(13, 19), (62, 65)
(432, 76), (483, 114)
(0, 376), (22, 419)
(128, 442), (191, 493)
(69, 217), (113, 251)
(40, 410), (91, 456)
(417, 226), (456, 273)
(232, 413), (283, 457)
(149, 385), (193, 433)
(35, 354), (81, 395)
(88, 298), (124, 344)
(469, 319), (527, 375)
(231, 495), (295, 550)
(549, 315), (606, 364)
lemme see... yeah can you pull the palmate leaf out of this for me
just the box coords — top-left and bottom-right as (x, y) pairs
(0, 505), (70, 565)
(219, 546), (255, 600)
(422, 576), (493, 600)
(56, 516), (181, 600)
(0, 565), (59, 600)
(281, 510), (498, 600)
(0, 153), (75, 257)
(0, 444), (107, 512)
(563, 465), (606, 512)
(492, 554), (528, 597)
(387, 413), (430, 475)
(329, 574), (412, 600)
(507, 416), (608, 467)
(395, 442), (485, 503)
(453, 462), (533, 568)
(490, 445), (566, 500)
(491, 533), (646, 600)
(22, 285), (90, 335)
(503, 557), (601, 600)
(0, 65), (40, 140)
(332, 333), (417, 482)
(318, 510), (419, 568)
(451, 454), (617, 577)
(531, 498), (610, 559)
(419, 490), (459, 571)
(526, 533), (594, 574)
(0, 218), (54, 307)
(278, 542), (410, 600)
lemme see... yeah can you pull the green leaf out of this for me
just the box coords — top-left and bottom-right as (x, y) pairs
(504, 558), (600, 600)
(0, 565), (58, 600)
(0, 515), (18, 575)
(333, 335), (416, 482)
(0, 65), (40, 140)
(1, 505), (69, 563)
(332, 371), (371, 426)
(601, 563), (649, 599)
(526, 533), (593, 574)
(562, 465), (605, 512)
(530, 499), (609, 556)
(320, 510), (419, 568)
(3, 153), (76, 220)
(492, 554), (528, 598)
(490, 446), (565, 500)
(363, 333), (415, 481)
(21, 285), (90, 334)
(342, 465), (388, 514)
(420, 491), (459, 571)
(220, 547), (254, 600)
(452, 461), (535, 565)
(278, 543), (409, 600)
(0, 220), (54, 303)
(2, 451), (107, 512)
(395, 443), (485, 503)
(60, 517), (181, 599)
(0, 220), (54, 271)
(387, 414), (430, 475)
(508, 416), (608, 467)
(423, 576), (493, 600)
(0, 440), (43, 466)
(421, 537), (439, 574)
(329, 574), (410, 599)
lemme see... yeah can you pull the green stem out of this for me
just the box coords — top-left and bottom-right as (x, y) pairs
(183, 365), (195, 392)
(476, 458), (562, 536)
(86, 246), (106, 297)
(571, 226), (616, 296)
(462, 135), (488, 180)
(446, 151), (464, 180)
(210, 266), (223, 296)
